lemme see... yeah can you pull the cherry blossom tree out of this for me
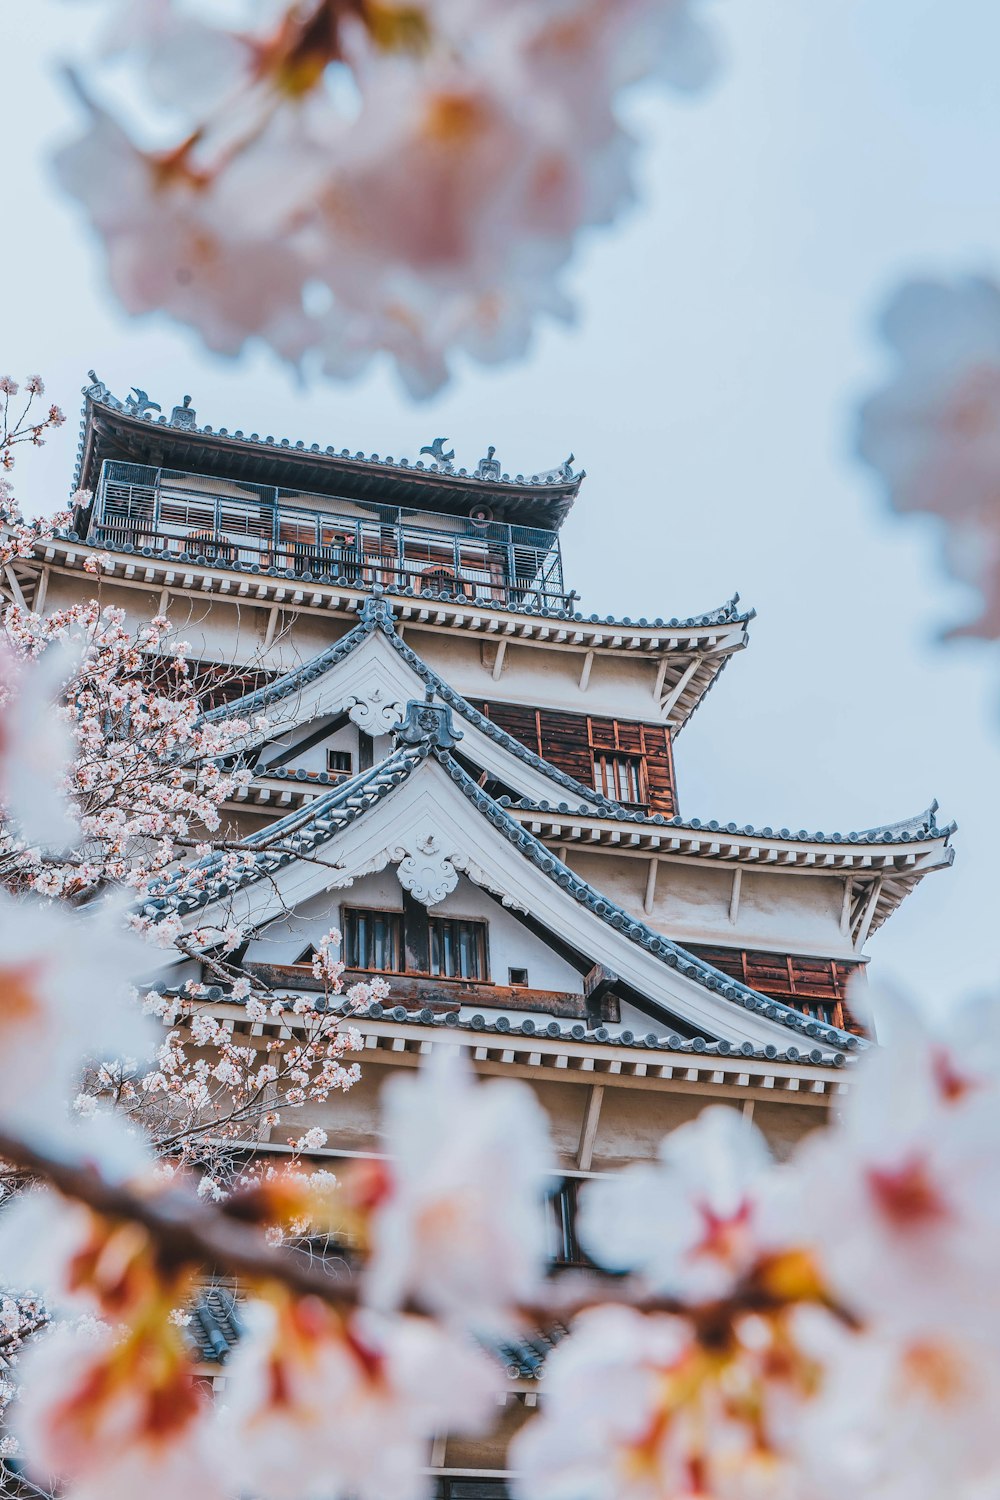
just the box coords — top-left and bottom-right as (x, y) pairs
(54, 0), (720, 397)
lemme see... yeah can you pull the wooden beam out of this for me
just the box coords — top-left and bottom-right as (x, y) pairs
(660, 657), (701, 720)
(840, 876), (853, 936)
(729, 867), (743, 925)
(742, 1098), (755, 1123)
(854, 877), (883, 951)
(157, 587), (170, 618)
(3, 566), (26, 611)
(643, 856), (659, 915)
(577, 1084), (605, 1171)
(578, 649), (595, 692)
(491, 637), (508, 681)
(34, 566), (50, 614)
(263, 605), (279, 649)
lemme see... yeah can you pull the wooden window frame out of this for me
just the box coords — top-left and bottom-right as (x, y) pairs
(326, 748), (353, 779)
(428, 914), (490, 982)
(341, 905), (404, 974)
(591, 748), (648, 807)
(339, 903), (491, 983)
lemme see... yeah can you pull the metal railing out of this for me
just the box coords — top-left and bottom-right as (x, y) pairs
(86, 461), (569, 609)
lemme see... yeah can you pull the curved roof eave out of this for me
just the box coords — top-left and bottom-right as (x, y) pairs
(144, 703), (865, 1061)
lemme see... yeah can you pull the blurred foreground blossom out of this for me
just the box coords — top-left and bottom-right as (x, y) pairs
(56, 0), (720, 396)
(218, 1294), (499, 1500)
(362, 1047), (555, 1329)
(578, 1104), (774, 1302)
(857, 275), (1000, 639)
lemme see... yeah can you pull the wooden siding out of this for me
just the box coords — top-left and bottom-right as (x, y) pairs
(241, 963), (620, 1022)
(688, 945), (867, 1036)
(476, 701), (677, 815)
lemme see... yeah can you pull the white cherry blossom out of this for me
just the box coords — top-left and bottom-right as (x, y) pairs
(217, 1296), (500, 1500)
(9, 1320), (225, 1500)
(783, 993), (1000, 1341)
(797, 1313), (1000, 1500)
(578, 1105), (775, 1302)
(512, 1304), (812, 1500)
(363, 1047), (555, 1328)
(0, 892), (155, 1144)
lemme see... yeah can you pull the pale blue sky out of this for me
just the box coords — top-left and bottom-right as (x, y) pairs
(6, 0), (999, 1007)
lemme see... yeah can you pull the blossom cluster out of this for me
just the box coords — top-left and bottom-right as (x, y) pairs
(0, 377), (70, 569)
(858, 274), (1000, 641)
(5, 974), (1000, 1500)
(57, 0), (719, 395)
(0, 572), (372, 1162)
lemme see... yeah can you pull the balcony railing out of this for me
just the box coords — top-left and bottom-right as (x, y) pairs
(86, 461), (569, 610)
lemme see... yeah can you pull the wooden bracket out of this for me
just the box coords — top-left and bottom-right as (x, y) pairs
(583, 963), (620, 1023)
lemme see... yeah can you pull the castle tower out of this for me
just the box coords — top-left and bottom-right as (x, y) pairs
(6, 376), (955, 1482)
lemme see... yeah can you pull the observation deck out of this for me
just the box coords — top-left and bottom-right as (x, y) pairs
(79, 460), (570, 611)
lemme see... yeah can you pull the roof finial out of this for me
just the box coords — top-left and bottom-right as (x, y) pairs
(169, 394), (198, 430)
(419, 437), (455, 466)
(476, 445), (500, 481)
(125, 387), (161, 419)
(394, 696), (462, 750)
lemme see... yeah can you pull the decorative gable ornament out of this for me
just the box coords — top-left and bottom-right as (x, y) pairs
(344, 685), (404, 736)
(393, 695), (462, 751)
(393, 831), (460, 906)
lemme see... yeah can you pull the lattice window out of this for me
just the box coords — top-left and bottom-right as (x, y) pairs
(592, 750), (646, 806)
(342, 908), (403, 973)
(326, 749), (353, 781)
(429, 916), (489, 981)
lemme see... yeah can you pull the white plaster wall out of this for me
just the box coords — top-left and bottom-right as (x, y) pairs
(259, 716), (360, 776)
(567, 849), (855, 959)
(410, 626), (667, 721)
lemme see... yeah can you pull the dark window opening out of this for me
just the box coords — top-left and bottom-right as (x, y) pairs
(548, 1178), (592, 1268)
(593, 750), (646, 806)
(326, 748), (353, 780)
(508, 966), (529, 987)
(429, 916), (488, 981)
(342, 908), (403, 972)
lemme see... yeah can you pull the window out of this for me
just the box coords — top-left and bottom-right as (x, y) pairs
(593, 750), (646, 806)
(326, 748), (353, 780)
(342, 908), (403, 972)
(508, 966), (529, 987)
(429, 916), (488, 981)
(547, 1179), (590, 1268)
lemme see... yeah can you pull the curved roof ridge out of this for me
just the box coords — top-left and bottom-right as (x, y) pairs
(433, 748), (863, 1057)
(146, 699), (863, 1058)
(142, 740), (429, 913)
(202, 593), (617, 813)
(74, 374), (583, 499)
(507, 796), (955, 847)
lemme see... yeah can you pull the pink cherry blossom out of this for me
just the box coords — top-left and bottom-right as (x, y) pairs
(362, 1048), (555, 1328)
(857, 275), (1000, 638)
(10, 1321), (225, 1500)
(0, 893), (155, 1143)
(578, 1105), (775, 1302)
(54, 0), (721, 393)
(783, 992), (1000, 1342)
(512, 1304), (814, 1500)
